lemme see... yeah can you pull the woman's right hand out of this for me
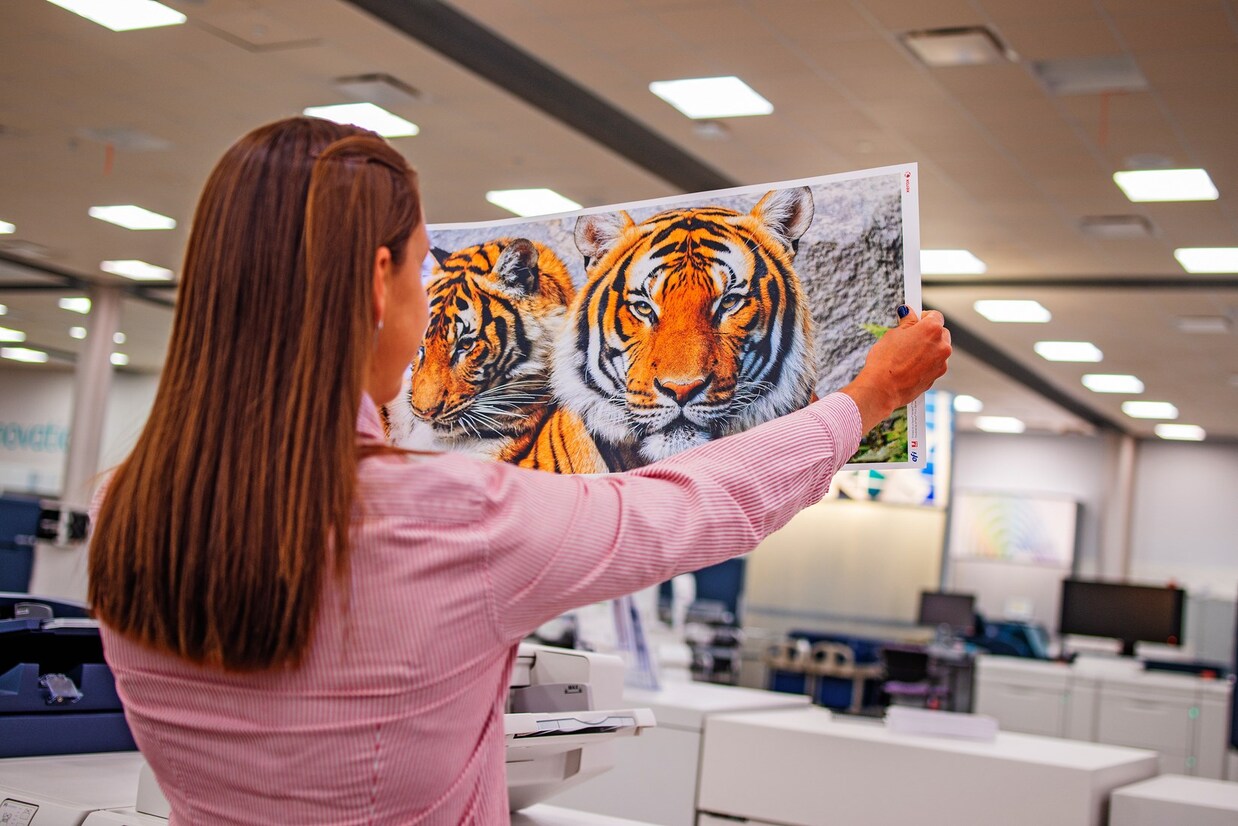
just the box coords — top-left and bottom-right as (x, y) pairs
(840, 306), (952, 432)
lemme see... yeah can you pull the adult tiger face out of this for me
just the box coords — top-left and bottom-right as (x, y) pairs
(402, 238), (573, 447)
(555, 187), (818, 465)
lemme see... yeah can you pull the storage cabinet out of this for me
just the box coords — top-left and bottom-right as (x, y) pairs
(975, 655), (1231, 779)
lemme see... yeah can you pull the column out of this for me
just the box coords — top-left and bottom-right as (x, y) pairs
(61, 284), (122, 509)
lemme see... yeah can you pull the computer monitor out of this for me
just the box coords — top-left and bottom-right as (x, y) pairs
(917, 591), (975, 635)
(1058, 578), (1185, 657)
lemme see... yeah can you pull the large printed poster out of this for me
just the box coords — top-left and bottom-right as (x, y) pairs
(384, 163), (924, 472)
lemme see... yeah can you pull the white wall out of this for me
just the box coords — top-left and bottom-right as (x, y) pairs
(745, 499), (946, 638)
(952, 429), (1238, 660)
(951, 430), (1120, 577)
(1129, 439), (1238, 596)
(0, 366), (160, 497)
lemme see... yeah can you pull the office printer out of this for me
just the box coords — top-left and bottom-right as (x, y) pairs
(0, 643), (655, 823)
(505, 643), (656, 810)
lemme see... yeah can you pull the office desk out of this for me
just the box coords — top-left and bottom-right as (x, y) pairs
(547, 680), (808, 826)
(1110, 775), (1238, 826)
(696, 707), (1158, 826)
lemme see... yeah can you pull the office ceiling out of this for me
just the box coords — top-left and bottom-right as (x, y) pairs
(1, 0), (1236, 441)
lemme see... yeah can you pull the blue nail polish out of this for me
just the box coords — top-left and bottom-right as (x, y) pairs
(897, 305), (910, 318)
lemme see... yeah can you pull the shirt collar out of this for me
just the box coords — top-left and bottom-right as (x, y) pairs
(356, 393), (386, 442)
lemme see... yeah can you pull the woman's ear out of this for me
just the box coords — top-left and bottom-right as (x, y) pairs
(372, 245), (392, 326)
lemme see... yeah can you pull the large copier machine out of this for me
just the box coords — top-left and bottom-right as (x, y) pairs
(0, 595), (655, 824)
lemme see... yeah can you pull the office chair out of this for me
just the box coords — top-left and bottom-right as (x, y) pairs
(763, 638), (811, 696)
(879, 645), (950, 709)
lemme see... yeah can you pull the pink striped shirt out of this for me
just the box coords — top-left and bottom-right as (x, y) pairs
(95, 392), (861, 824)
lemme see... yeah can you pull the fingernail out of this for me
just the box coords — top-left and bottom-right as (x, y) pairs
(897, 305), (910, 318)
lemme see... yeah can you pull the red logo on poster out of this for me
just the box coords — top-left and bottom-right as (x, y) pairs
(904, 171), (912, 193)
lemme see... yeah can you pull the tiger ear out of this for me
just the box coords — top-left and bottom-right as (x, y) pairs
(752, 187), (815, 257)
(431, 247), (452, 268)
(575, 211), (633, 271)
(495, 238), (540, 295)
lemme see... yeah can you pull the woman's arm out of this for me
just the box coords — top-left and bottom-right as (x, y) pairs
(477, 393), (863, 642)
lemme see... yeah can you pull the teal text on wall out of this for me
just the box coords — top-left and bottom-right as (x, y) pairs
(0, 422), (70, 453)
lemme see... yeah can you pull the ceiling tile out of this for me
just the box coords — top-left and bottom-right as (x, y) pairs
(859, 0), (985, 31)
(996, 17), (1123, 59)
(1112, 8), (1238, 52)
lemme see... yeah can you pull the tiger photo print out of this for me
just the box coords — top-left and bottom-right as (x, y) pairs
(553, 187), (819, 470)
(383, 237), (605, 474)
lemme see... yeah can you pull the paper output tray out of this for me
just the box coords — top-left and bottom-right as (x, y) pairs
(504, 707), (655, 761)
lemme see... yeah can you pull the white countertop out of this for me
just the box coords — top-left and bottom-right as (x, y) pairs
(622, 680), (808, 730)
(0, 751), (144, 808)
(1112, 774), (1238, 807)
(979, 653), (1232, 698)
(710, 707), (1160, 771)
(513, 804), (659, 825)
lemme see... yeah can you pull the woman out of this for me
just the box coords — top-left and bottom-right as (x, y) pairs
(89, 117), (950, 824)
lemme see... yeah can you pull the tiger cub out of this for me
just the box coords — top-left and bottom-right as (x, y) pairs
(553, 187), (818, 469)
(384, 237), (605, 474)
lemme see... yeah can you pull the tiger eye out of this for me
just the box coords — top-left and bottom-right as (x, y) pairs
(629, 301), (655, 318)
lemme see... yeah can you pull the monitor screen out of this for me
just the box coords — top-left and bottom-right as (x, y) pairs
(1058, 578), (1185, 656)
(917, 591), (975, 634)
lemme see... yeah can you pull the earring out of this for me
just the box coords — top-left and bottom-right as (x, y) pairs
(373, 319), (384, 350)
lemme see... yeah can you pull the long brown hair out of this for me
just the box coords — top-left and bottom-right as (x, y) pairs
(89, 117), (421, 671)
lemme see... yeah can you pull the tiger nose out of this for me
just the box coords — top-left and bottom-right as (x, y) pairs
(654, 376), (710, 405)
(412, 399), (444, 420)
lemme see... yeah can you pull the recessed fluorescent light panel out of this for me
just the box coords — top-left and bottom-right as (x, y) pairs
(0, 305), (7, 315)
(921, 249), (986, 275)
(0, 327), (26, 343)
(486, 189), (582, 218)
(973, 300), (1050, 323)
(69, 326), (87, 340)
(1, 347), (48, 364)
(45, 0), (186, 31)
(976, 416), (1026, 434)
(101, 259), (173, 281)
(0, 221), (14, 234)
(1034, 341), (1103, 362)
(1113, 168), (1218, 202)
(110, 353), (130, 366)
(952, 394), (984, 413)
(1155, 424), (1205, 441)
(1081, 374), (1144, 394)
(59, 297), (92, 314)
(1174, 247), (1238, 274)
(302, 103), (419, 138)
(649, 76), (773, 119)
(1121, 400), (1178, 420)
(88, 205), (176, 230)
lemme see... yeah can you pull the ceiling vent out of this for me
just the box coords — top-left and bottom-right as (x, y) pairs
(1033, 55), (1148, 96)
(902, 27), (1013, 67)
(1174, 316), (1231, 335)
(1078, 215), (1154, 239)
(333, 74), (422, 109)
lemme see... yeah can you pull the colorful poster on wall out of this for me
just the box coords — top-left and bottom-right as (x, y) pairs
(948, 492), (1079, 567)
(384, 163), (923, 471)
